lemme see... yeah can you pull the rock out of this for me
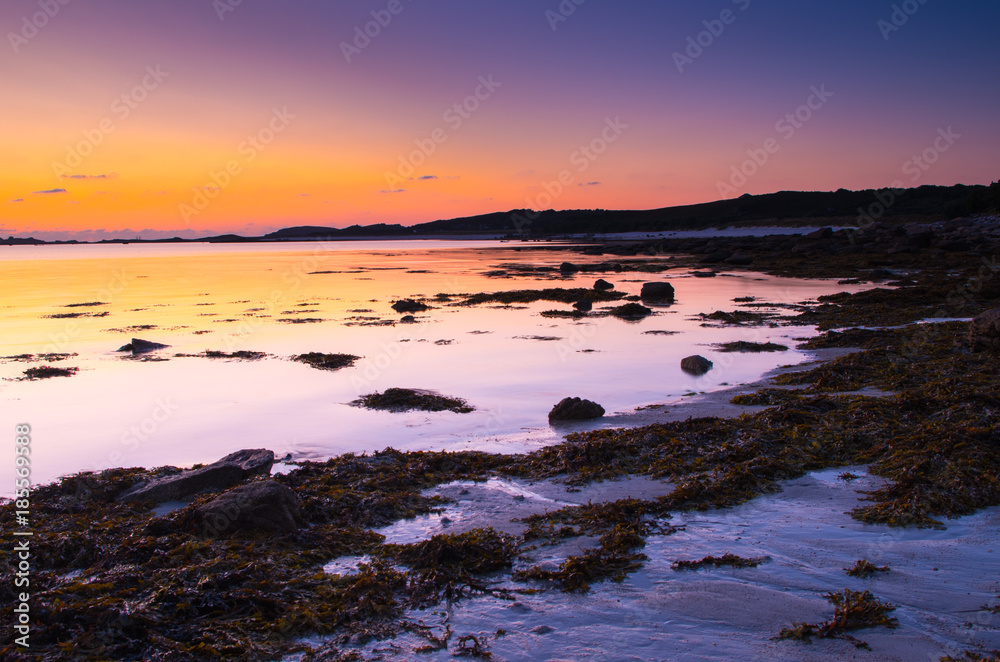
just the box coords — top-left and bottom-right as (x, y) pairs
(640, 282), (675, 302)
(117, 338), (169, 354)
(559, 262), (579, 273)
(939, 239), (971, 252)
(391, 299), (429, 313)
(970, 307), (1000, 351)
(594, 278), (615, 291)
(681, 355), (714, 375)
(531, 625), (556, 635)
(548, 397), (605, 422)
(195, 480), (303, 535)
(119, 449), (275, 503)
(573, 299), (593, 312)
(691, 271), (717, 278)
(609, 303), (652, 319)
(805, 227), (834, 240)
(400, 315), (416, 323)
(725, 251), (754, 266)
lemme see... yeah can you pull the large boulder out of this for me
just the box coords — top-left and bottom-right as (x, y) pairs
(573, 299), (593, 312)
(119, 449), (275, 503)
(640, 282), (675, 302)
(681, 355), (714, 376)
(548, 397), (605, 422)
(970, 307), (1000, 352)
(117, 338), (169, 354)
(196, 480), (303, 535)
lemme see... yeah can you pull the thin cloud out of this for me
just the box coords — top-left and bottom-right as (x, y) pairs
(379, 189), (406, 194)
(33, 188), (67, 194)
(578, 181), (601, 187)
(415, 175), (438, 180)
(61, 174), (115, 180)
(10, 198), (23, 202)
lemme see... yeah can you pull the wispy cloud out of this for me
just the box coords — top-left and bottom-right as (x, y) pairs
(10, 198), (23, 203)
(379, 189), (406, 194)
(60, 174), (115, 180)
(578, 181), (601, 187)
(33, 188), (67, 194)
(416, 175), (438, 180)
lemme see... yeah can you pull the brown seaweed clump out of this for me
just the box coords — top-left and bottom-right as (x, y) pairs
(292, 352), (360, 371)
(353, 388), (474, 413)
(19, 365), (79, 380)
(845, 559), (890, 578)
(778, 589), (898, 648)
(671, 553), (769, 571)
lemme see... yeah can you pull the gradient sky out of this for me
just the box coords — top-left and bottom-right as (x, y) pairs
(2, 0), (998, 239)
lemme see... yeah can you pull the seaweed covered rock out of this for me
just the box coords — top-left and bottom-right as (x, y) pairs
(195, 480), (303, 535)
(681, 355), (713, 375)
(573, 299), (593, 312)
(391, 299), (430, 313)
(640, 282), (675, 302)
(608, 302), (653, 319)
(969, 307), (1000, 351)
(119, 449), (275, 503)
(548, 397), (605, 422)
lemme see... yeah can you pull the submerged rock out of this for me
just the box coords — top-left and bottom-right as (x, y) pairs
(970, 307), (1000, 351)
(196, 480), (303, 535)
(560, 262), (579, 273)
(117, 338), (169, 354)
(594, 278), (615, 291)
(681, 355), (714, 375)
(119, 449), (275, 503)
(391, 299), (430, 313)
(548, 397), (605, 422)
(573, 299), (593, 312)
(640, 282), (675, 302)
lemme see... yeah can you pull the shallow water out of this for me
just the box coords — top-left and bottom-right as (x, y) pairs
(1, 240), (869, 492)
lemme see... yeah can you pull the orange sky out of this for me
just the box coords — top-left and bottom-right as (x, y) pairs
(2, 1), (997, 239)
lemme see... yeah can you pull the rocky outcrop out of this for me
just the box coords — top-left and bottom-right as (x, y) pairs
(548, 397), (605, 422)
(594, 279), (615, 291)
(970, 307), (1000, 351)
(640, 282), (675, 302)
(196, 480), (303, 535)
(391, 299), (430, 313)
(117, 338), (169, 354)
(573, 299), (593, 312)
(681, 355), (714, 375)
(119, 449), (275, 503)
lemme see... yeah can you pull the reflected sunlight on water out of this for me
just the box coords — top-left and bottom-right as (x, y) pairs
(0, 240), (870, 491)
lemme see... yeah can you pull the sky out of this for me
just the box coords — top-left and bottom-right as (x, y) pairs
(1, 0), (998, 240)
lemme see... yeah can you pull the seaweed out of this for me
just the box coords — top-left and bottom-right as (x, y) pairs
(458, 288), (625, 306)
(353, 388), (474, 414)
(845, 559), (890, 578)
(606, 302), (653, 319)
(778, 589), (897, 645)
(699, 310), (777, 326)
(516, 523), (648, 592)
(176, 350), (268, 360)
(671, 553), (769, 571)
(20, 365), (79, 380)
(941, 653), (1000, 662)
(293, 352), (361, 371)
(713, 341), (788, 353)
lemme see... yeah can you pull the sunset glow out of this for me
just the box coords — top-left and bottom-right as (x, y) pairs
(2, 0), (998, 239)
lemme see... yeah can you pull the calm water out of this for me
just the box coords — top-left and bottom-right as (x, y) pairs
(0, 240), (868, 492)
